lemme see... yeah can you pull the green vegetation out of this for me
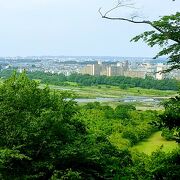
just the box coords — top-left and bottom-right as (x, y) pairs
(0, 70), (179, 91)
(37, 82), (178, 100)
(98, 8), (180, 179)
(45, 84), (176, 99)
(132, 131), (179, 155)
(132, 12), (180, 72)
(0, 72), (179, 179)
(148, 89), (180, 143)
(0, 72), (133, 179)
(130, 148), (180, 180)
(0, 5), (179, 179)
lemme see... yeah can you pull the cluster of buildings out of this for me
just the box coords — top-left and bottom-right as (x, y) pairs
(80, 61), (180, 80)
(0, 56), (81, 76)
(0, 56), (180, 80)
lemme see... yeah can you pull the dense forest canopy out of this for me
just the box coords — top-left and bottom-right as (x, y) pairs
(0, 72), (132, 179)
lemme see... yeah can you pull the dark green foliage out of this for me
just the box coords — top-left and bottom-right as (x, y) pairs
(0, 70), (179, 90)
(132, 12), (180, 72)
(66, 73), (178, 90)
(161, 128), (175, 140)
(130, 149), (180, 179)
(0, 72), (179, 179)
(102, 105), (115, 119)
(161, 95), (180, 129)
(115, 104), (136, 120)
(122, 130), (138, 145)
(159, 92), (180, 142)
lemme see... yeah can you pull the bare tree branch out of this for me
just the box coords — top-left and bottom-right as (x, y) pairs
(103, 1), (135, 17)
(98, 1), (149, 24)
(98, 1), (180, 43)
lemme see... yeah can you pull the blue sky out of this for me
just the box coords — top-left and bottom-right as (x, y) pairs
(0, 0), (179, 57)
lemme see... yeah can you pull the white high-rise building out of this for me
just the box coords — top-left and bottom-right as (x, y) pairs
(156, 63), (165, 80)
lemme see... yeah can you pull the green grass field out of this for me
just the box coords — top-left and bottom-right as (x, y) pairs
(40, 84), (177, 98)
(131, 131), (179, 155)
(75, 85), (177, 98)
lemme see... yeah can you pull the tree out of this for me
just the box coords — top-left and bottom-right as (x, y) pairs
(99, 1), (180, 72)
(132, 13), (180, 72)
(0, 72), (133, 179)
(129, 149), (180, 179)
(0, 72), (83, 178)
(159, 92), (180, 142)
(115, 104), (136, 120)
(99, 0), (180, 144)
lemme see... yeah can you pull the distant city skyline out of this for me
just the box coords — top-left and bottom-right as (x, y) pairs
(1, 56), (179, 80)
(0, 0), (179, 57)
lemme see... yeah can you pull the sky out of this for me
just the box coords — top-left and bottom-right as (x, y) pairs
(0, 0), (179, 57)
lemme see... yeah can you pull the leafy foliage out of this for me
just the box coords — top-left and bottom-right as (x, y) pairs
(115, 104), (136, 120)
(130, 149), (180, 179)
(79, 102), (158, 147)
(0, 72), (84, 178)
(0, 72), (179, 179)
(0, 72), (134, 179)
(159, 92), (180, 142)
(131, 12), (180, 72)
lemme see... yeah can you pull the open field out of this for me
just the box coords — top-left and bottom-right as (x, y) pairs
(42, 84), (177, 98)
(131, 131), (179, 155)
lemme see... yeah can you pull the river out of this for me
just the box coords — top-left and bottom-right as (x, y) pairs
(73, 96), (165, 103)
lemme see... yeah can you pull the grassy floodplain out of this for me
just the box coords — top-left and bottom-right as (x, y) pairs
(41, 83), (177, 98)
(39, 83), (177, 110)
(2, 76), (177, 99)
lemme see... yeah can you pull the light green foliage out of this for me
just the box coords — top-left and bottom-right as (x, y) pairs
(0, 72), (134, 179)
(0, 72), (85, 178)
(79, 102), (158, 147)
(121, 110), (158, 146)
(78, 103), (180, 179)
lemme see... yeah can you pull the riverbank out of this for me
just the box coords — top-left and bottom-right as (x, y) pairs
(43, 84), (177, 110)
